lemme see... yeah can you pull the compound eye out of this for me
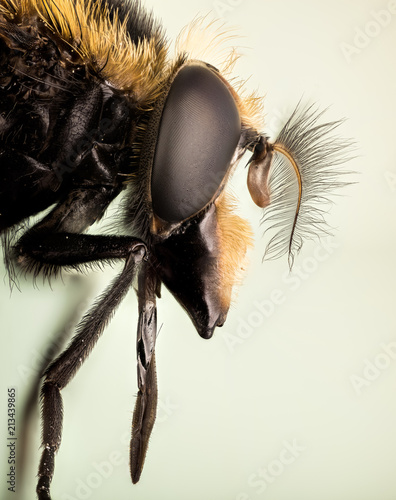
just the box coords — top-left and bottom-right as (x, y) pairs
(151, 63), (241, 223)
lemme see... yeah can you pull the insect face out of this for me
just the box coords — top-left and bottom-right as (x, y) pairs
(135, 60), (260, 338)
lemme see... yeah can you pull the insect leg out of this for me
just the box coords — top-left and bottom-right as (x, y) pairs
(8, 185), (150, 498)
(13, 185), (145, 273)
(18, 275), (91, 489)
(130, 261), (159, 483)
(36, 251), (143, 500)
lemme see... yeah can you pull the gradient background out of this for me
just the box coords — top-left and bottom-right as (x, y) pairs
(1, 0), (395, 499)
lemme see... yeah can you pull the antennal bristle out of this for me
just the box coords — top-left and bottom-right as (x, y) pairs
(262, 102), (356, 268)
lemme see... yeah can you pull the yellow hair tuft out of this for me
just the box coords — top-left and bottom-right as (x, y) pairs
(0, 0), (168, 106)
(215, 191), (253, 309)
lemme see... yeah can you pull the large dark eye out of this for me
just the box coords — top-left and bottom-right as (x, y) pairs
(151, 63), (241, 223)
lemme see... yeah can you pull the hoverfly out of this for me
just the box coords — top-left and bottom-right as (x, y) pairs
(0, 0), (353, 498)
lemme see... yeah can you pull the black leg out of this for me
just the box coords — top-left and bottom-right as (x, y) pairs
(8, 185), (149, 499)
(13, 186), (146, 274)
(130, 260), (159, 483)
(36, 252), (143, 500)
(17, 231), (146, 270)
(18, 275), (90, 489)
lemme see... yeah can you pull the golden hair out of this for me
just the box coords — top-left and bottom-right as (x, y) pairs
(215, 191), (253, 309)
(0, 0), (168, 105)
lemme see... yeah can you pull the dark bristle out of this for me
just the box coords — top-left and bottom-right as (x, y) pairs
(103, 0), (166, 47)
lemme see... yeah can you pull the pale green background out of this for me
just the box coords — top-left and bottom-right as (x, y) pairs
(1, 0), (396, 499)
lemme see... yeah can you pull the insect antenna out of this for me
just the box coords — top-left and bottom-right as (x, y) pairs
(262, 102), (356, 268)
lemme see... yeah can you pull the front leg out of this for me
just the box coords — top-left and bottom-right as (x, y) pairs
(13, 185), (144, 274)
(130, 260), (160, 483)
(36, 251), (144, 500)
(10, 185), (148, 499)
